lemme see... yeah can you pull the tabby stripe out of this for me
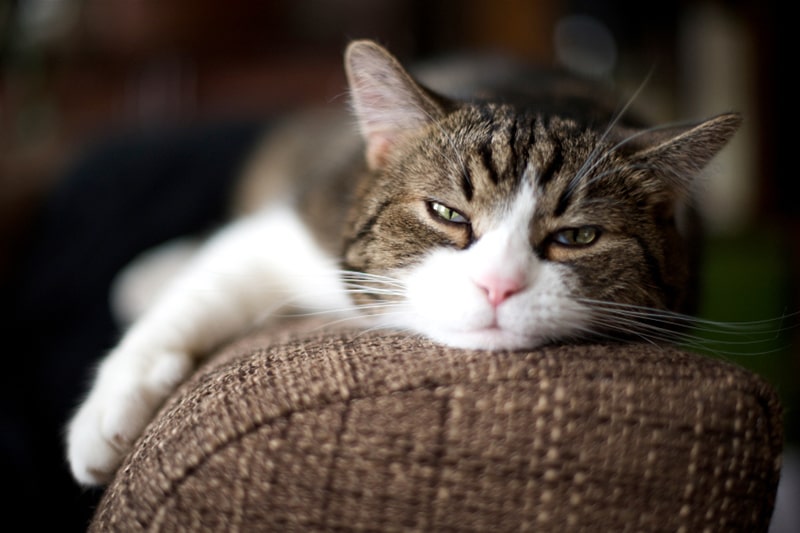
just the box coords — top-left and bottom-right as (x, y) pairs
(461, 167), (474, 201)
(477, 104), (505, 184)
(508, 118), (519, 178)
(512, 118), (536, 183)
(478, 141), (499, 185)
(554, 186), (573, 217)
(631, 234), (667, 303)
(537, 142), (563, 189)
(342, 199), (392, 255)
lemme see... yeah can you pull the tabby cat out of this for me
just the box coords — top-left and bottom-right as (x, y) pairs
(67, 40), (740, 485)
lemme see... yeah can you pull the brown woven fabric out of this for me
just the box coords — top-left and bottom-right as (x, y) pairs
(91, 326), (783, 532)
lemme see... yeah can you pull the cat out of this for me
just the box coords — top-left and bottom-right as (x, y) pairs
(66, 39), (740, 486)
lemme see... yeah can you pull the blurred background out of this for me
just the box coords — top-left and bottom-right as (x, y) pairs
(0, 0), (796, 530)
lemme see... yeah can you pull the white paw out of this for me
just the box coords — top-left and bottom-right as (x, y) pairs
(66, 348), (192, 486)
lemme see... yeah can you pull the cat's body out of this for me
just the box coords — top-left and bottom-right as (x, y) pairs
(67, 40), (740, 486)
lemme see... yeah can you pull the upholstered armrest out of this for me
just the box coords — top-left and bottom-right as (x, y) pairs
(90, 326), (783, 531)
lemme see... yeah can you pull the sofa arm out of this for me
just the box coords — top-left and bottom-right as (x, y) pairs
(90, 326), (783, 532)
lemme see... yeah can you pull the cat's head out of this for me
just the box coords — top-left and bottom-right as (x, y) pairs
(341, 40), (740, 350)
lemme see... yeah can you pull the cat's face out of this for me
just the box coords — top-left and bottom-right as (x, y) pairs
(341, 40), (740, 350)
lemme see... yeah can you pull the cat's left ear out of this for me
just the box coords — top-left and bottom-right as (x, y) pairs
(345, 40), (446, 169)
(625, 112), (742, 197)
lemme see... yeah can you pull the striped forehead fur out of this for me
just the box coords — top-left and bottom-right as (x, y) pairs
(426, 103), (616, 223)
(340, 40), (740, 320)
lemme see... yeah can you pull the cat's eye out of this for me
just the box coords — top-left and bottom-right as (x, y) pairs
(552, 226), (600, 247)
(428, 201), (470, 225)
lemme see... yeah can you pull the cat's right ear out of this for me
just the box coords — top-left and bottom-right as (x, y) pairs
(345, 40), (445, 169)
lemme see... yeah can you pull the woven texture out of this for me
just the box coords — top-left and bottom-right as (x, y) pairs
(91, 326), (783, 532)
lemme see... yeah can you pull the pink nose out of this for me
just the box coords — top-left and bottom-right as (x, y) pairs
(474, 275), (526, 307)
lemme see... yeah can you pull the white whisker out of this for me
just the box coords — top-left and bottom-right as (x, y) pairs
(569, 68), (655, 194)
(580, 162), (660, 191)
(580, 298), (796, 332)
(575, 297), (797, 357)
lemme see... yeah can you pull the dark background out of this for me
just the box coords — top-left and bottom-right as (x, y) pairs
(1, 1), (796, 530)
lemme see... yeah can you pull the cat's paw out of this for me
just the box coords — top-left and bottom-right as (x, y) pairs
(66, 348), (192, 486)
(66, 385), (154, 485)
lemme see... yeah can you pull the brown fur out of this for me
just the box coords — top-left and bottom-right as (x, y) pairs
(248, 40), (739, 333)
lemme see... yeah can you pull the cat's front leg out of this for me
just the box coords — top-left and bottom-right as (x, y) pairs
(66, 328), (193, 485)
(66, 205), (350, 486)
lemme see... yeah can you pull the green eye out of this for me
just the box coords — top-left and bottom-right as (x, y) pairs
(553, 226), (600, 247)
(429, 201), (469, 224)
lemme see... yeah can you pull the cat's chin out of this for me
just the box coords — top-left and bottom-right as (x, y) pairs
(425, 326), (549, 351)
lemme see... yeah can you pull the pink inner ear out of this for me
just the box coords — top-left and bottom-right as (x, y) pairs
(345, 42), (444, 170)
(365, 133), (393, 169)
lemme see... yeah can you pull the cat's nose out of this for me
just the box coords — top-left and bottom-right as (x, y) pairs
(473, 274), (526, 308)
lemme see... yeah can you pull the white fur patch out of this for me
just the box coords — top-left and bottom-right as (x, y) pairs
(394, 183), (591, 349)
(111, 238), (201, 326)
(67, 204), (354, 485)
